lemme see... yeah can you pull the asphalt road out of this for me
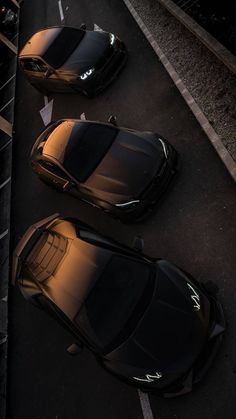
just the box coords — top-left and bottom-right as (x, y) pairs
(7, 0), (236, 418)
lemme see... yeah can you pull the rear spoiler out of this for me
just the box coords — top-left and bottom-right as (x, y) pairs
(12, 213), (59, 285)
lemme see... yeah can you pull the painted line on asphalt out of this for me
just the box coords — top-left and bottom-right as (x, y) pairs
(40, 99), (54, 126)
(122, 0), (236, 182)
(58, 0), (64, 22)
(44, 96), (48, 106)
(0, 229), (8, 240)
(138, 390), (154, 419)
(0, 177), (11, 190)
(80, 112), (86, 120)
(94, 23), (104, 32)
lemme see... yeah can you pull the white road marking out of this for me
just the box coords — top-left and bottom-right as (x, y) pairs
(2, 296), (8, 302)
(58, 0), (64, 22)
(94, 23), (104, 32)
(138, 390), (154, 419)
(44, 96), (48, 106)
(40, 99), (54, 126)
(80, 112), (86, 120)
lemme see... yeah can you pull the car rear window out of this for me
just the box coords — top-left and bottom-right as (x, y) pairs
(63, 123), (118, 183)
(43, 27), (85, 69)
(74, 255), (154, 351)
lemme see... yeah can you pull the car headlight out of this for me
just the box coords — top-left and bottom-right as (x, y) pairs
(109, 33), (115, 45)
(79, 68), (95, 80)
(115, 200), (140, 209)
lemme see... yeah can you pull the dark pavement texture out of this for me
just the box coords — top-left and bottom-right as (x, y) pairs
(7, 0), (236, 418)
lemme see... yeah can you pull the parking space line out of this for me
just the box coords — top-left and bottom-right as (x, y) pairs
(138, 390), (154, 419)
(80, 112), (86, 120)
(58, 0), (64, 22)
(0, 229), (8, 240)
(0, 75), (15, 91)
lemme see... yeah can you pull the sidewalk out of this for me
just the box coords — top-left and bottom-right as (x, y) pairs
(123, 0), (236, 181)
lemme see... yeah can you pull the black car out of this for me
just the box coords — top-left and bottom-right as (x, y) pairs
(12, 214), (225, 397)
(30, 119), (178, 222)
(18, 25), (127, 96)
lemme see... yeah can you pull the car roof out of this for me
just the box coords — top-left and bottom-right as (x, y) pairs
(41, 120), (118, 181)
(19, 27), (64, 58)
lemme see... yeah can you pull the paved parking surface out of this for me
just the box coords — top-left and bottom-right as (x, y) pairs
(7, 0), (236, 418)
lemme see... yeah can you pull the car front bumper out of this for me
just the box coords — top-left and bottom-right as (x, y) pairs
(155, 287), (225, 398)
(73, 39), (127, 96)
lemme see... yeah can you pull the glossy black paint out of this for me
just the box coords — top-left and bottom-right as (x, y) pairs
(18, 26), (127, 96)
(30, 119), (178, 222)
(12, 215), (225, 397)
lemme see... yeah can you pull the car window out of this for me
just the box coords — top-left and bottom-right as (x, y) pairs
(43, 27), (85, 69)
(74, 255), (154, 351)
(21, 57), (48, 72)
(40, 160), (70, 180)
(63, 123), (118, 183)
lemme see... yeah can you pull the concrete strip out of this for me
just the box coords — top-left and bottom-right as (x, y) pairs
(0, 116), (12, 137)
(157, 0), (236, 75)
(122, 0), (236, 182)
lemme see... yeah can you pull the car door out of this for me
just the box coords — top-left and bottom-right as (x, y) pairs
(20, 57), (67, 92)
(37, 160), (73, 190)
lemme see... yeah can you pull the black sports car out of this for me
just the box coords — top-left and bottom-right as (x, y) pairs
(18, 25), (127, 96)
(30, 119), (178, 222)
(12, 214), (225, 397)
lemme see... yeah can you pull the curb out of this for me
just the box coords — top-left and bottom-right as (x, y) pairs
(122, 0), (236, 182)
(157, 0), (236, 76)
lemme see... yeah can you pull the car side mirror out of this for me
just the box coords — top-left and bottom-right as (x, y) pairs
(80, 23), (86, 30)
(108, 115), (118, 126)
(45, 68), (54, 78)
(132, 236), (144, 252)
(67, 342), (83, 355)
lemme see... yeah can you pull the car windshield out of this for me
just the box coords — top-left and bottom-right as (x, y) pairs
(43, 27), (85, 69)
(74, 255), (154, 351)
(63, 123), (118, 182)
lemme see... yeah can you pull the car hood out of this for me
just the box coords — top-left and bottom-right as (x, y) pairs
(59, 30), (110, 74)
(84, 130), (165, 203)
(105, 260), (210, 378)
